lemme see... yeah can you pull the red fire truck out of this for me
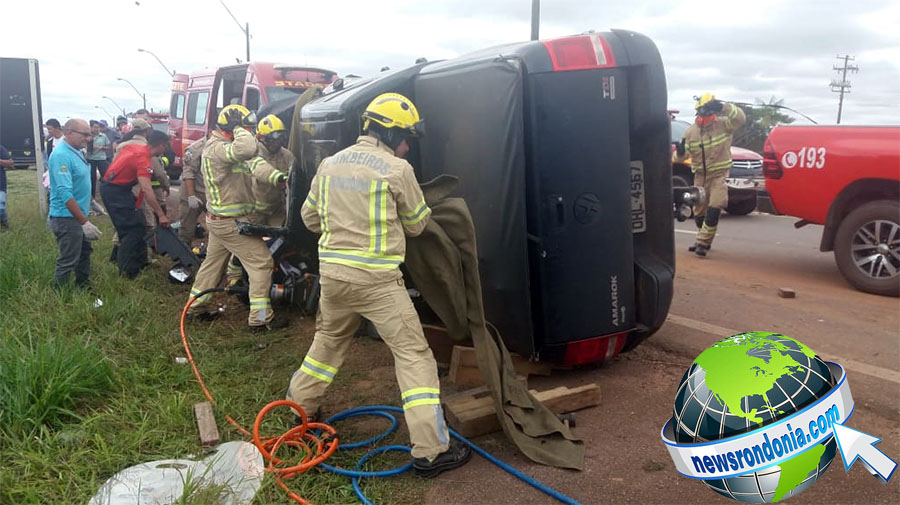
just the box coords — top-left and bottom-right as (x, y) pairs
(167, 62), (337, 173)
(763, 125), (900, 296)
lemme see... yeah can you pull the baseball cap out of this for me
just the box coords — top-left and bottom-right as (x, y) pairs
(132, 118), (152, 131)
(99, 119), (109, 127)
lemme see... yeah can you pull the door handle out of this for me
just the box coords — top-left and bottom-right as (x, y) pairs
(554, 195), (565, 226)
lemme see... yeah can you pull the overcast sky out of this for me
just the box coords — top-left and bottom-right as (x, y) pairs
(4, 0), (898, 126)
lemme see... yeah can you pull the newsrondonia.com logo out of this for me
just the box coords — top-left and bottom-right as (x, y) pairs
(660, 332), (895, 503)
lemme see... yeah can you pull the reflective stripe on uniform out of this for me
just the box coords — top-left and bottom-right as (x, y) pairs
(255, 200), (273, 211)
(368, 179), (387, 254)
(401, 387), (441, 410)
(304, 193), (317, 210)
(249, 297), (271, 308)
(400, 200), (430, 225)
(318, 249), (403, 270)
(687, 133), (730, 152)
(724, 104), (740, 130)
(267, 170), (284, 186)
(300, 356), (338, 383)
(702, 159), (733, 172)
(208, 202), (255, 217)
(203, 157), (222, 206)
(224, 142), (239, 164)
(319, 175), (331, 248)
(190, 287), (212, 305)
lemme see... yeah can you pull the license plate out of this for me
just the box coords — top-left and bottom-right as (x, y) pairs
(630, 161), (646, 233)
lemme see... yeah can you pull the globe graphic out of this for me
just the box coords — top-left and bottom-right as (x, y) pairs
(672, 332), (838, 503)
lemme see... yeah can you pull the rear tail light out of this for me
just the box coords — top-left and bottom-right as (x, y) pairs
(562, 332), (628, 366)
(762, 139), (782, 180)
(542, 34), (616, 72)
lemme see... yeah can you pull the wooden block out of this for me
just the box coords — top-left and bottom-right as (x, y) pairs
(444, 383), (601, 438)
(778, 287), (796, 298)
(194, 402), (220, 446)
(448, 346), (552, 387)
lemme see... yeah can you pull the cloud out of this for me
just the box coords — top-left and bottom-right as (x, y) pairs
(3, 0), (896, 126)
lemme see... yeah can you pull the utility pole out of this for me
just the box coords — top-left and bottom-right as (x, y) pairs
(219, 0), (250, 62)
(531, 0), (540, 41)
(830, 54), (858, 124)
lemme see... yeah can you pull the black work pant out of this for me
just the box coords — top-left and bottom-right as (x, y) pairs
(48, 217), (92, 288)
(89, 159), (108, 197)
(101, 182), (147, 278)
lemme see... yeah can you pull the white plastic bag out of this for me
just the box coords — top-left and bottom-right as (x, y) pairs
(89, 441), (264, 505)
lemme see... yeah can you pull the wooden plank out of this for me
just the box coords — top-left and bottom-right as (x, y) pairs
(194, 402), (220, 446)
(444, 383), (601, 438)
(448, 346), (552, 387)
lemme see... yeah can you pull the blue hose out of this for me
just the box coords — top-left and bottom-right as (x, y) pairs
(322, 404), (584, 505)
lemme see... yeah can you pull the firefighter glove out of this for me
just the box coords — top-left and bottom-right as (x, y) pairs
(676, 139), (686, 156)
(274, 172), (288, 188)
(82, 221), (102, 241)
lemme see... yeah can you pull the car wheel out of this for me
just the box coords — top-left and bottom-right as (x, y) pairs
(833, 200), (900, 297)
(672, 174), (692, 188)
(725, 195), (757, 215)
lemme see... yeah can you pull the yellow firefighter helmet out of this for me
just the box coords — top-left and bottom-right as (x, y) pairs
(361, 93), (424, 138)
(257, 114), (286, 140)
(216, 104), (257, 132)
(695, 93), (716, 110)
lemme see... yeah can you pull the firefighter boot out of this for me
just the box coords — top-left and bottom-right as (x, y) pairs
(413, 440), (472, 478)
(693, 243), (708, 257)
(249, 316), (290, 334)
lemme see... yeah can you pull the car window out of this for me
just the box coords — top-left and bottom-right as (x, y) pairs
(187, 91), (209, 125)
(170, 93), (185, 120)
(671, 120), (690, 143)
(246, 87), (260, 112)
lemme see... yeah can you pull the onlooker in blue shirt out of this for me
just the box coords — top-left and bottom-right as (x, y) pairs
(48, 119), (102, 288)
(0, 144), (13, 229)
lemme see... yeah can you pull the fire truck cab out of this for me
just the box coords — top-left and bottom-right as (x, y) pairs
(167, 62), (337, 173)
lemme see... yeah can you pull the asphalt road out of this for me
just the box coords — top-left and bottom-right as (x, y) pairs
(427, 213), (899, 505)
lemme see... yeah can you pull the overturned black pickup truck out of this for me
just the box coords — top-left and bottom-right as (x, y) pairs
(254, 30), (676, 365)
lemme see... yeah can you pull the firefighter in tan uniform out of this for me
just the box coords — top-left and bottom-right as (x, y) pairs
(285, 93), (471, 477)
(675, 93), (746, 256)
(178, 136), (208, 245)
(223, 115), (293, 285)
(185, 105), (289, 331)
(252, 114), (293, 226)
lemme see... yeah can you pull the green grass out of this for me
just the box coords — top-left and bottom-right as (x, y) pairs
(0, 170), (426, 504)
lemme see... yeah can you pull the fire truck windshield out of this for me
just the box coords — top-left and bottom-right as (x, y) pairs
(266, 87), (306, 103)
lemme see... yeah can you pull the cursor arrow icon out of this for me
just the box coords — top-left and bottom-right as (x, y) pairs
(832, 422), (897, 483)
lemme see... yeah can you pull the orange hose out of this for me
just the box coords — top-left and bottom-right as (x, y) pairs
(180, 294), (339, 505)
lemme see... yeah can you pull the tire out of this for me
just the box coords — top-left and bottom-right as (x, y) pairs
(672, 173), (692, 188)
(725, 195), (757, 215)
(833, 200), (900, 297)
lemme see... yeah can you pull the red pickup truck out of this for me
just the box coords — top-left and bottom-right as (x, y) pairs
(763, 125), (900, 296)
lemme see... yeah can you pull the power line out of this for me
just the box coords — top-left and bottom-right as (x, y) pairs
(830, 55), (859, 124)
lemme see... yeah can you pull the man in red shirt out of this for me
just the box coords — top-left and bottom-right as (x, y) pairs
(100, 130), (171, 278)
